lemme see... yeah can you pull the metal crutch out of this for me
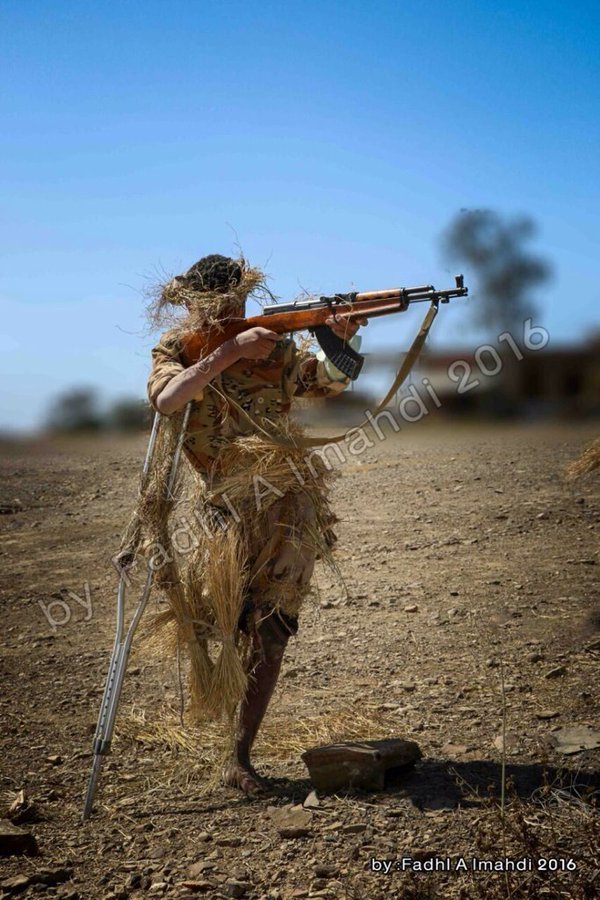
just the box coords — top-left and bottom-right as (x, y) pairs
(82, 403), (192, 821)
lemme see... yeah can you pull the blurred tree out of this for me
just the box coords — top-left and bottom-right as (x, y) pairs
(107, 397), (150, 431)
(46, 387), (103, 432)
(442, 209), (551, 334)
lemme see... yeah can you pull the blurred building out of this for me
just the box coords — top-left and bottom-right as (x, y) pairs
(304, 335), (600, 422)
(415, 335), (600, 418)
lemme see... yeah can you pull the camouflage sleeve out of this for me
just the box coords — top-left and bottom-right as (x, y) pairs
(285, 341), (351, 399)
(147, 331), (198, 411)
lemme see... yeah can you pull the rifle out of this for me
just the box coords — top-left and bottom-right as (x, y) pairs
(181, 275), (468, 380)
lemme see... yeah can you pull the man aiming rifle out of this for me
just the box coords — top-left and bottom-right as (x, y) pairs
(147, 254), (366, 795)
(82, 253), (466, 814)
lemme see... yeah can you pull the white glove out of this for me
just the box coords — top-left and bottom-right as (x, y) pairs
(316, 334), (362, 382)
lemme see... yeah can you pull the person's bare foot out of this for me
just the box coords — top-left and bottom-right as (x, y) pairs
(222, 761), (269, 796)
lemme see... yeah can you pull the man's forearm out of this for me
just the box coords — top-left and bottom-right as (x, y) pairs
(156, 340), (240, 415)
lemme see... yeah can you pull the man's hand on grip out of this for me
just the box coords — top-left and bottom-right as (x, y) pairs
(325, 315), (368, 340)
(231, 327), (281, 360)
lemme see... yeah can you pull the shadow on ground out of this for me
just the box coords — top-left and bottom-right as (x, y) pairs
(130, 758), (600, 818)
(386, 758), (600, 810)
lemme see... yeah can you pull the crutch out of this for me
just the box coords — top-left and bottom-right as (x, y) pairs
(82, 402), (192, 821)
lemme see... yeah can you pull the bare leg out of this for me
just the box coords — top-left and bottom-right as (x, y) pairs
(223, 613), (290, 795)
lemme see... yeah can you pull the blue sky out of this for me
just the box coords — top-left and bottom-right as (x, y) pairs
(1, 0), (599, 430)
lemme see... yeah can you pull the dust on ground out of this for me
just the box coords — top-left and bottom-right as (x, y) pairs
(1, 422), (598, 899)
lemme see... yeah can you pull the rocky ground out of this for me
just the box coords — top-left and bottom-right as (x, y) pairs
(1, 422), (599, 900)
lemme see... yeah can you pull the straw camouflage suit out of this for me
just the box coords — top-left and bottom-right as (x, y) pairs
(143, 254), (364, 794)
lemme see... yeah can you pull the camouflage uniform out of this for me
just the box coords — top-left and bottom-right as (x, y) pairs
(147, 330), (349, 635)
(148, 331), (347, 467)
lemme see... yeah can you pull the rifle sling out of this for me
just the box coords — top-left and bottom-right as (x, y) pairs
(206, 299), (439, 450)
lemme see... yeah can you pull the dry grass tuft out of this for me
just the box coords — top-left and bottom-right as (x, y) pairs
(146, 260), (273, 331)
(566, 436), (600, 480)
(117, 698), (404, 767)
(202, 526), (248, 720)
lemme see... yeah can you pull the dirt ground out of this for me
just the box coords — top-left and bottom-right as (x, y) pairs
(1, 421), (599, 900)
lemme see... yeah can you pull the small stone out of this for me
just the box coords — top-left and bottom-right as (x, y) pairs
(279, 827), (311, 839)
(148, 883), (168, 894)
(404, 604), (418, 613)
(215, 836), (242, 848)
(412, 848), (436, 862)
(493, 731), (519, 754)
(8, 789), (38, 825)
(231, 867), (251, 883)
(341, 824), (366, 834)
(224, 880), (251, 898)
(527, 652), (543, 663)
(544, 665), (566, 679)
(29, 869), (73, 889)
(0, 819), (39, 856)
(303, 791), (320, 809)
(536, 710), (560, 720)
(188, 861), (216, 878)
(1, 875), (32, 891)
(269, 805), (312, 838)
(546, 725), (600, 755)
(46, 755), (63, 766)
(181, 882), (214, 894)
(313, 864), (338, 879)
(441, 742), (469, 757)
